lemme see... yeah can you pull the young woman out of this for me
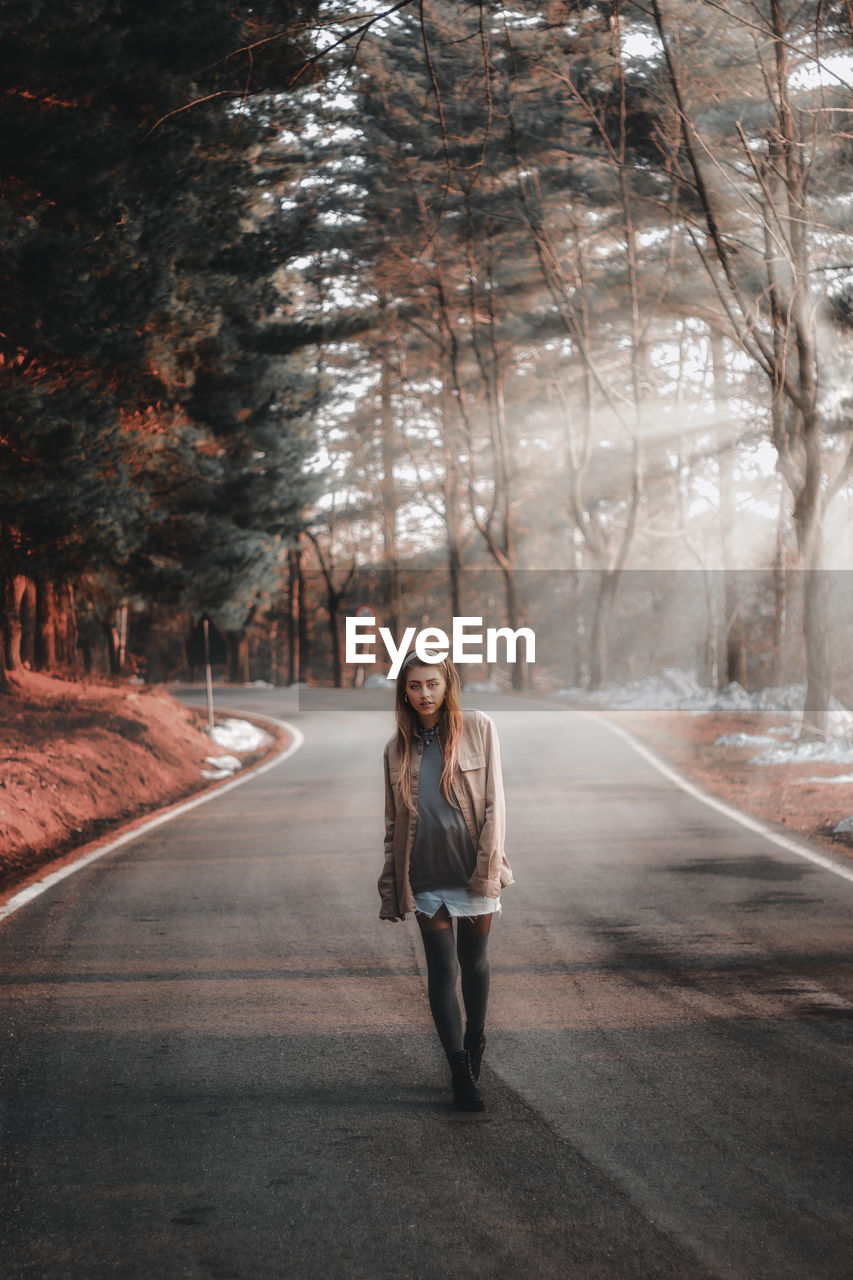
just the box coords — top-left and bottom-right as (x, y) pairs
(378, 650), (514, 1111)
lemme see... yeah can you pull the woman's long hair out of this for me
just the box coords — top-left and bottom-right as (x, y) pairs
(394, 650), (464, 810)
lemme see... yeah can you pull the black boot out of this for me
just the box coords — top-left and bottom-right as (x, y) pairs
(448, 1049), (484, 1111)
(464, 1029), (486, 1082)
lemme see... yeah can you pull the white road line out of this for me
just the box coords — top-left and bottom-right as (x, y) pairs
(0, 713), (304, 926)
(590, 712), (853, 887)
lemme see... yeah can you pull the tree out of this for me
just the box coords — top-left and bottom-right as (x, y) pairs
(0, 0), (321, 679)
(647, 0), (853, 730)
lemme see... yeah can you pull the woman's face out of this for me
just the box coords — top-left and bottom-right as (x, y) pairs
(404, 664), (447, 728)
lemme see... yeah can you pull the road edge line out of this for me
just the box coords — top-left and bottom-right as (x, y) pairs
(0, 713), (304, 926)
(588, 711), (853, 887)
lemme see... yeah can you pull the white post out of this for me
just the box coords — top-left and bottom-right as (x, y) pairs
(203, 618), (214, 734)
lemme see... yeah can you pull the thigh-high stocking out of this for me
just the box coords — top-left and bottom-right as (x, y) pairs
(416, 908), (494, 1057)
(456, 912), (492, 1042)
(415, 907), (463, 1057)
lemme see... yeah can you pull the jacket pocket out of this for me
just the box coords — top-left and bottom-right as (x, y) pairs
(458, 751), (485, 771)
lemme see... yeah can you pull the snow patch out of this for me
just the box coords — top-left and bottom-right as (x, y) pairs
(555, 668), (762, 711)
(200, 718), (273, 779)
(557, 669), (852, 731)
(202, 753), (243, 780)
(827, 696), (853, 740)
(715, 733), (779, 748)
(751, 685), (806, 713)
(710, 682), (756, 711)
(751, 740), (853, 766)
(556, 667), (853, 764)
(801, 774), (853, 784)
(209, 717), (272, 753)
(555, 667), (709, 709)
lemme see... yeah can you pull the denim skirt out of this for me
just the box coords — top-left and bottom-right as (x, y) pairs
(412, 885), (501, 918)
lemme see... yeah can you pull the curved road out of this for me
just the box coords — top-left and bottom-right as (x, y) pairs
(1, 687), (851, 1279)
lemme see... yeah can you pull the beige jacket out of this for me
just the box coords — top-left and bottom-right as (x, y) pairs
(378, 707), (514, 920)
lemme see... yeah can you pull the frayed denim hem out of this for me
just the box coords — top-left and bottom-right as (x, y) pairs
(412, 886), (501, 918)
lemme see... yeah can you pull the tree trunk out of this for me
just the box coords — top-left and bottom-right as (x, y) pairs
(287, 545), (302, 686)
(19, 580), (36, 667)
(724, 604), (748, 690)
(35, 579), (58, 671)
(771, 492), (788, 687)
(788, 339), (829, 733)
(0, 596), (7, 689)
(55, 584), (78, 671)
(590, 438), (642, 691)
(379, 353), (402, 638)
(704, 574), (720, 691)
(442, 391), (463, 624)
(710, 330), (747, 687)
(269, 617), (280, 687)
(328, 590), (343, 688)
(797, 513), (831, 736)
(4, 575), (27, 670)
(801, 565), (831, 735)
(104, 619), (121, 676)
(227, 631), (249, 684)
(589, 570), (619, 690)
(502, 566), (528, 692)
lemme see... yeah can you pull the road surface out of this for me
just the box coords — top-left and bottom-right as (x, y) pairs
(1, 687), (851, 1278)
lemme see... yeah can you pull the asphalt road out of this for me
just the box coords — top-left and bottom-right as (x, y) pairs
(1, 687), (851, 1279)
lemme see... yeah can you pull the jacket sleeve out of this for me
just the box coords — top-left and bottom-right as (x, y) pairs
(378, 745), (402, 919)
(468, 715), (513, 898)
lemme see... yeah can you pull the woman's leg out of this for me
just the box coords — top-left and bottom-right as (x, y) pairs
(415, 906), (463, 1057)
(456, 913), (492, 1072)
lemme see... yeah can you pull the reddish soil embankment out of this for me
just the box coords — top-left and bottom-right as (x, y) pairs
(0, 671), (282, 896)
(613, 709), (853, 865)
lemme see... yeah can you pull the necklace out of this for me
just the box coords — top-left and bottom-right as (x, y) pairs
(418, 724), (438, 745)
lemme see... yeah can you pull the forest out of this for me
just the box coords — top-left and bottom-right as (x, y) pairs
(2, 0), (852, 728)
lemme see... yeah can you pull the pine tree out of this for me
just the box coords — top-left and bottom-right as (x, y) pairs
(0, 0), (322, 679)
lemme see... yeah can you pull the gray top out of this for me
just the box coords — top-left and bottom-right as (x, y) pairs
(408, 727), (477, 894)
